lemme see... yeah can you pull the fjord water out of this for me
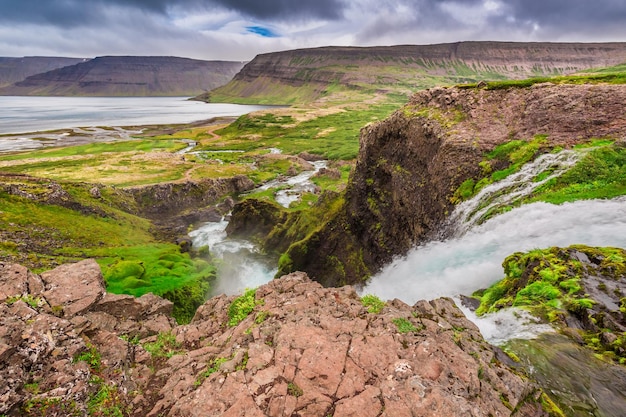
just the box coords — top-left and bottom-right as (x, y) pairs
(0, 96), (270, 135)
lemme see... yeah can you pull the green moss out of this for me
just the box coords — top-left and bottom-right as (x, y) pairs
(228, 289), (262, 327)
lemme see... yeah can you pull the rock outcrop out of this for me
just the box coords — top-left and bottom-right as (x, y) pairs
(280, 83), (626, 286)
(127, 175), (255, 239)
(0, 260), (549, 416)
(0, 56), (245, 96)
(204, 42), (626, 103)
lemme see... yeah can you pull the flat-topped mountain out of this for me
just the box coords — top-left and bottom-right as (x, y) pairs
(0, 56), (86, 88)
(203, 41), (626, 104)
(0, 56), (245, 96)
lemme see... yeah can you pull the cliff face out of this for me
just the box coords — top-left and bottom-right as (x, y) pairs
(0, 56), (245, 96)
(0, 56), (85, 88)
(206, 42), (626, 103)
(285, 83), (626, 286)
(0, 260), (548, 416)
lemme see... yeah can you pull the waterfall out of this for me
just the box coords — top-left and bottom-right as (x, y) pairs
(189, 158), (327, 295)
(447, 150), (581, 236)
(362, 149), (626, 307)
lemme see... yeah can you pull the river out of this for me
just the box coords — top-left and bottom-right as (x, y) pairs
(189, 159), (327, 296)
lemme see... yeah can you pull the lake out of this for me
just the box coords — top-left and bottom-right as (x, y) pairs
(0, 96), (270, 135)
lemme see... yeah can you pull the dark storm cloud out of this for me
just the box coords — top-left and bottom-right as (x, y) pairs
(0, 0), (345, 27)
(501, 0), (626, 24)
(211, 0), (345, 20)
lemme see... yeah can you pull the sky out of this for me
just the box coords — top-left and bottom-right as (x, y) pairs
(1, 0), (626, 61)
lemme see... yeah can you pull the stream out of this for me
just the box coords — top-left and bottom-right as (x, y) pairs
(189, 148), (626, 414)
(189, 156), (327, 296)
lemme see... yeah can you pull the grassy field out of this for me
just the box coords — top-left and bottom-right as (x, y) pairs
(0, 94), (404, 322)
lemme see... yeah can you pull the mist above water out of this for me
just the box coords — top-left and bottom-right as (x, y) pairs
(363, 196), (626, 304)
(188, 218), (278, 296)
(189, 157), (327, 295)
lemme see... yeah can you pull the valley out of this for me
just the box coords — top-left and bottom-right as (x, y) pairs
(1, 42), (626, 415)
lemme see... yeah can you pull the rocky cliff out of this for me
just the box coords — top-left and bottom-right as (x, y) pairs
(0, 56), (85, 88)
(203, 42), (626, 103)
(271, 83), (626, 286)
(0, 56), (245, 96)
(0, 260), (549, 416)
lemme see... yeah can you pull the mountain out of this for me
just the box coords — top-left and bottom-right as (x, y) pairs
(0, 56), (245, 96)
(0, 56), (85, 88)
(201, 41), (626, 104)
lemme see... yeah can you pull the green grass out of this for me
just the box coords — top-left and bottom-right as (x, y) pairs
(0, 178), (213, 323)
(459, 62), (626, 90)
(392, 317), (419, 333)
(527, 144), (626, 204)
(209, 103), (400, 161)
(451, 135), (548, 204)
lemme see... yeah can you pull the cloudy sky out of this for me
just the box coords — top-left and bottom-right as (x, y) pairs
(1, 0), (626, 61)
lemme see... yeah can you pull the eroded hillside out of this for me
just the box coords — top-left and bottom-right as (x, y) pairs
(240, 82), (626, 286)
(0, 56), (245, 96)
(203, 42), (626, 104)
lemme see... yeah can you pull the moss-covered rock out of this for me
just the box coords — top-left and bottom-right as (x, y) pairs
(476, 245), (626, 363)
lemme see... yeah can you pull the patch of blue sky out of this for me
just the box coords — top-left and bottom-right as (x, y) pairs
(245, 26), (280, 38)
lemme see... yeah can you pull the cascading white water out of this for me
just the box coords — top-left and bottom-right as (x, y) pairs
(447, 149), (581, 236)
(189, 157), (327, 295)
(363, 197), (626, 303)
(362, 149), (626, 341)
(255, 160), (327, 207)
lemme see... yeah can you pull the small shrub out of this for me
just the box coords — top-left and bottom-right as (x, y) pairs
(392, 318), (419, 334)
(88, 382), (127, 417)
(360, 294), (385, 313)
(6, 294), (43, 309)
(195, 356), (230, 387)
(287, 382), (303, 397)
(143, 331), (182, 359)
(74, 343), (102, 372)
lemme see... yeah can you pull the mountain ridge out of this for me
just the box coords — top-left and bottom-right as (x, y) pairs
(202, 41), (626, 104)
(0, 56), (86, 88)
(0, 56), (245, 97)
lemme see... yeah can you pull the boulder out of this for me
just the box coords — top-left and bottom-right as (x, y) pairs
(41, 259), (105, 317)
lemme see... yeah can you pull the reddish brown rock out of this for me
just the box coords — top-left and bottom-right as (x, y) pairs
(0, 262), (549, 416)
(41, 259), (105, 317)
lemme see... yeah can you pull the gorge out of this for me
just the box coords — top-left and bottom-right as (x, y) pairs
(2, 43), (626, 415)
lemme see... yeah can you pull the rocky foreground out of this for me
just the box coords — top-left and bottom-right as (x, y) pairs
(0, 260), (550, 416)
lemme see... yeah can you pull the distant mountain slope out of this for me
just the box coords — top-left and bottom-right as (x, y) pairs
(0, 56), (245, 96)
(202, 41), (626, 104)
(0, 56), (85, 88)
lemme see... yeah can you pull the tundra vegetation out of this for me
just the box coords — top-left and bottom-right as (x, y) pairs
(2, 63), (626, 326)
